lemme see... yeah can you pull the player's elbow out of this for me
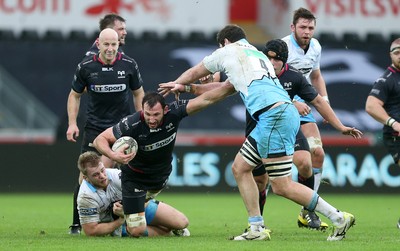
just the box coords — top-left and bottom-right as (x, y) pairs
(365, 102), (374, 116)
(82, 226), (101, 237)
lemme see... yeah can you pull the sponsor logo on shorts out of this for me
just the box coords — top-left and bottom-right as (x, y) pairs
(90, 84), (126, 92)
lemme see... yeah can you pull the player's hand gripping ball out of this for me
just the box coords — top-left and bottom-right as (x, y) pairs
(112, 136), (138, 154)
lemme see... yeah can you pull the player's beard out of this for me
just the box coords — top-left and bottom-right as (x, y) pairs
(393, 60), (400, 71)
(294, 32), (310, 48)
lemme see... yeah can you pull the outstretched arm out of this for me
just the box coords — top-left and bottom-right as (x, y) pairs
(175, 62), (211, 85)
(159, 62), (212, 96)
(185, 82), (236, 115)
(158, 81), (228, 97)
(311, 95), (362, 138)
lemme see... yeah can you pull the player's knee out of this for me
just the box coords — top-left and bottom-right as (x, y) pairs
(312, 146), (325, 160)
(126, 213), (147, 237)
(175, 213), (189, 229)
(127, 225), (148, 238)
(269, 179), (289, 197)
(294, 155), (312, 177)
(307, 137), (325, 160)
(264, 159), (292, 196)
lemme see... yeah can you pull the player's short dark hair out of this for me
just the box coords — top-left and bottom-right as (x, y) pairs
(143, 91), (166, 109)
(77, 151), (101, 175)
(263, 39), (288, 65)
(216, 24), (246, 46)
(292, 7), (316, 25)
(99, 13), (126, 31)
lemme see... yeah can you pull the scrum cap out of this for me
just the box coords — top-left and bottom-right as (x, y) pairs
(263, 39), (288, 64)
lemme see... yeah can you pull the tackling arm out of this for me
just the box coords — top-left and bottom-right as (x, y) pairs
(82, 217), (125, 237)
(175, 62), (211, 86)
(185, 82), (236, 115)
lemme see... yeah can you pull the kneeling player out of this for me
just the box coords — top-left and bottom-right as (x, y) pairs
(77, 151), (190, 237)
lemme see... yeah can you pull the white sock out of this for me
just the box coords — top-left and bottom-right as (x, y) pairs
(313, 169), (322, 191)
(249, 216), (264, 231)
(314, 197), (344, 226)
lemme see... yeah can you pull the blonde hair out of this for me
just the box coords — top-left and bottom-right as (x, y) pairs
(77, 151), (101, 175)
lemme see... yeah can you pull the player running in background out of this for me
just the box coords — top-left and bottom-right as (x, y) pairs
(77, 151), (190, 237)
(281, 7), (329, 229)
(85, 13), (128, 56)
(92, 88), (234, 237)
(365, 38), (400, 228)
(66, 28), (144, 234)
(158, 24), (359, 241)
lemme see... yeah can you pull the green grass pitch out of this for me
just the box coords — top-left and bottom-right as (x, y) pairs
(0, 193), (399, 250)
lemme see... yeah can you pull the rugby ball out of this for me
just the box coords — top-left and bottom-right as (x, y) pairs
(112, 136), (138, 154)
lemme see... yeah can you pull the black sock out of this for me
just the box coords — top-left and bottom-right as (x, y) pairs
(259, 189), (266, 215)
(72, 184), (81, 226)
(298, 174), (315, 190)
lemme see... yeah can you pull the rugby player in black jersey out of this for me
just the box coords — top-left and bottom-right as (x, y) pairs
(66, 28), (144, 234)
(366, 38), (400, 229)
(85, 13), (127, 57)
(93, 87), (234, 237)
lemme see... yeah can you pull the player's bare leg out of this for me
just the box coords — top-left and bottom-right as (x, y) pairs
(231, 153), (270, 241)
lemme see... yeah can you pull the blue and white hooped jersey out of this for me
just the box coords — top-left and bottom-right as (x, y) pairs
(282, 34), (322, 84)
(202, 39), (291, 116)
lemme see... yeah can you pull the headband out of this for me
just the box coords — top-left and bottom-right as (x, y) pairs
(390, 46), (400, 52)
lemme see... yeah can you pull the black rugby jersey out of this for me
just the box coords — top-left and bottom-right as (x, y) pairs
(369, 66), (400, 134)
(72, 52), (143, 131)
(245, 64), (317, 136)
(112, 100), (189, 176)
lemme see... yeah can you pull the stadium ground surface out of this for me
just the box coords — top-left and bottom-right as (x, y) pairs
(0, 193), (399, 250)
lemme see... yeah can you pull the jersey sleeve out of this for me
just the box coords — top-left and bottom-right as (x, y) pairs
(129, 59), (144, 91)
(203, 48), (224, 73)
(71, 63), (87, 93)
(168, 100), (189, 118)
(369, 78), (389, 103)
(112, 113), (139, 139)
(77, 191), (101, 225)
(296, 75), (318, 102)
